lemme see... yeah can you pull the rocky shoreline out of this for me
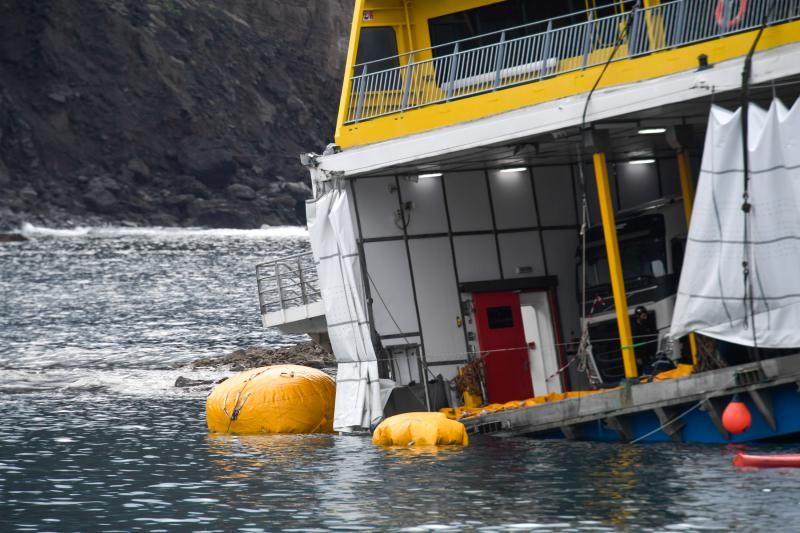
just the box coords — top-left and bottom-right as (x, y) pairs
(175, 341), (336, 388)
(0, 0), (350, 231)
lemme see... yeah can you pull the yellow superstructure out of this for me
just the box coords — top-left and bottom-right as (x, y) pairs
(335, 0), (800, 148)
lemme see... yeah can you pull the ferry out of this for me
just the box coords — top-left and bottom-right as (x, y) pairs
(256, 0), (800, 443)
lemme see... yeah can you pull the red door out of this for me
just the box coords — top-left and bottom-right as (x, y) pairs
(473, 291), (534, 403)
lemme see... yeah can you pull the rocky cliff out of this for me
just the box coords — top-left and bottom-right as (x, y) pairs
(0, 0), (351, 229)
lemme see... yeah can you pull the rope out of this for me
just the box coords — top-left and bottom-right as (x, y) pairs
(630, 373), (739, 444)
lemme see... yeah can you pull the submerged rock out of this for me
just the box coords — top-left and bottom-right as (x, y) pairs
(0, 232), (26, 242)
(190, 341), (335, 371)
(174, 376), (215, 388)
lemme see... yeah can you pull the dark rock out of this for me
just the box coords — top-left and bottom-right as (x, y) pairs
(282, 181), (312, 200)
(0, 232), (27, 242)
(174, 376), (215, 388)
(178, 145), (237, 190)
(175, 175), (211, 199)
(83, 185), (117, 211)
(127, 158), (151, 182)
(48, 91), (68, 104)
(19, 186), (39, 202)
(89, 175), (122, 192)
(227, 183), (256, 201)
(191, 208), (253, 229)
(0, 160), (10, 186)
(190, 341), (336, 371)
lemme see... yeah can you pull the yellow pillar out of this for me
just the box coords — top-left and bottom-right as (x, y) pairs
(334, 0), (366, 143)
(593, 152), (638, 379)
(677, 149), (699, 367)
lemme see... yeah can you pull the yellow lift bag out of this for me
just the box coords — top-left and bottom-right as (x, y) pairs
(206, 365), (335, 434)
(372, 412), (469, 447)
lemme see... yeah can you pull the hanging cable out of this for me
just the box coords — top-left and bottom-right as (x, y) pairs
(740, 0), (778, 362)
(574, 1), (641, 386)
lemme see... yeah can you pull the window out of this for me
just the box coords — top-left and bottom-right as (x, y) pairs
(488, 306), (514, 329)
(355, 27), (400, 75)
(428, 0), (623, 57)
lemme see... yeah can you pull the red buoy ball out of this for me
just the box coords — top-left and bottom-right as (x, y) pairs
(722, 396), (752, 434)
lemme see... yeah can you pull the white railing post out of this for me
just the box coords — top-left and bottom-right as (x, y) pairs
(493, 32), (507, 90)
(582, 13), (595, 68)
(540, 20), (554, 79)
(355, 63), (369, 122)
(401, 56), (414, 110)
(446, 42), (460, 100)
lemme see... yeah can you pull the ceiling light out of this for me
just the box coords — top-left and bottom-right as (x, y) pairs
(638, 128), (666, 135)
(499, 167), (527, 173)
(417, 172), (442, 179)
(628, 159), (656, 165)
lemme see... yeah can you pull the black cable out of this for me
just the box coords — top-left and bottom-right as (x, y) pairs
(740, 0), (778, 361)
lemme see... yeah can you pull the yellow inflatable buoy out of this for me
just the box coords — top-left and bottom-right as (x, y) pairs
(206, 365), (335, 434)
(372, 412), (469, 447)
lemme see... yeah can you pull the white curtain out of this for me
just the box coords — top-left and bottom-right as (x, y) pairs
(307, 186), (388, 431)
(670, 97), (800, 347)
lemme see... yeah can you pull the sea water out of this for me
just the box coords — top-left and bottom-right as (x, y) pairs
(2, 226), (799, 531)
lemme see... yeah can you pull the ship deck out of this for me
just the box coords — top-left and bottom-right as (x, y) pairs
(462, 352), (800, 444)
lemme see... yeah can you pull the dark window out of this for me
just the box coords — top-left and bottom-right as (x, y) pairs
(487, 306), (514, 329)
(355, 27), (400, 75)
(671, 237), (686, 279)
(428, 0), (623, 58)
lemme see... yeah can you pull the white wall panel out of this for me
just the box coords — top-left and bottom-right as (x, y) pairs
(363, 241), (417, 337)
(616, 161), (660, 210)
(534, 165), (578, 227)
(400, 176), (448, 236)
(498, 231), (546, 279)
(354, 177), (402, 239)
(542, 229), (581, 341)
(488, 169), (537, 229)
(444, 171), (493, 232)
(409, 238), (465, 378)
(454, 234), (500, 282)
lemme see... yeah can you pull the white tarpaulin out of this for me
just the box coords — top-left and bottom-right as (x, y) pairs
(307, 185), (389, 431)
(670, 97), (800, 347)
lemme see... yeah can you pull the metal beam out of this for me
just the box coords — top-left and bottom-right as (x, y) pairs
(592, 150), (638, 379)
(748, 387), (777, 431)
(675, 148), (699, 367)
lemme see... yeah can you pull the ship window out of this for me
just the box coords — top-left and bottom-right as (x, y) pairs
(428, 0), (622, 58)
(355, 27), (400, 75)
(487, 306), (514, 329)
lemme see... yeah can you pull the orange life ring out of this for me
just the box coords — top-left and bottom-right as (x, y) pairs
(715, 0), (748, 28)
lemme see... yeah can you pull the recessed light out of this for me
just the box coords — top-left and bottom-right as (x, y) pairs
(638, 128), (666, 135)
(499, 167), (527, 173)
(418, 172), (443, 179)
(628, 159), (656, 165)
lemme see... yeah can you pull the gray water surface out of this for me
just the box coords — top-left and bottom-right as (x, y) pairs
(2, 227), (799, 532)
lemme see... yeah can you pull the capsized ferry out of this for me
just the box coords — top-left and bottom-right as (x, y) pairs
(256, 0), (800, 443)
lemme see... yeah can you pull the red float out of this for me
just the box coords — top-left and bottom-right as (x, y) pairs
(734, 453), (800, 468)
(722, 396), (752, 434)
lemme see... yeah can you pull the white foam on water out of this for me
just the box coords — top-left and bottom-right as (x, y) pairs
(19, 222), (308, 240)
(0, 367), (231, 398)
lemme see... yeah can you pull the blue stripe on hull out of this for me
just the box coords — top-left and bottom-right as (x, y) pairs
(572, 384), (800, 444)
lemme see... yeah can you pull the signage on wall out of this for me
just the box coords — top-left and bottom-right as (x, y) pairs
(363, 10), (374, 21)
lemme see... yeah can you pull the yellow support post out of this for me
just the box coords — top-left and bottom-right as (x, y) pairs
(677, 150), (695, 226)
(334, 0), (366, 143)
(593, 152), (638, 379)
(677, 149), (699, 367)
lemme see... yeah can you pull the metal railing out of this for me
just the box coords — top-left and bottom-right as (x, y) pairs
(256, 251), (321, 316)
(344, 0), (800, 124)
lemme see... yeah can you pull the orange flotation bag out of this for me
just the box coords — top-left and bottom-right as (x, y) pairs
(733, 452), (800, 468)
